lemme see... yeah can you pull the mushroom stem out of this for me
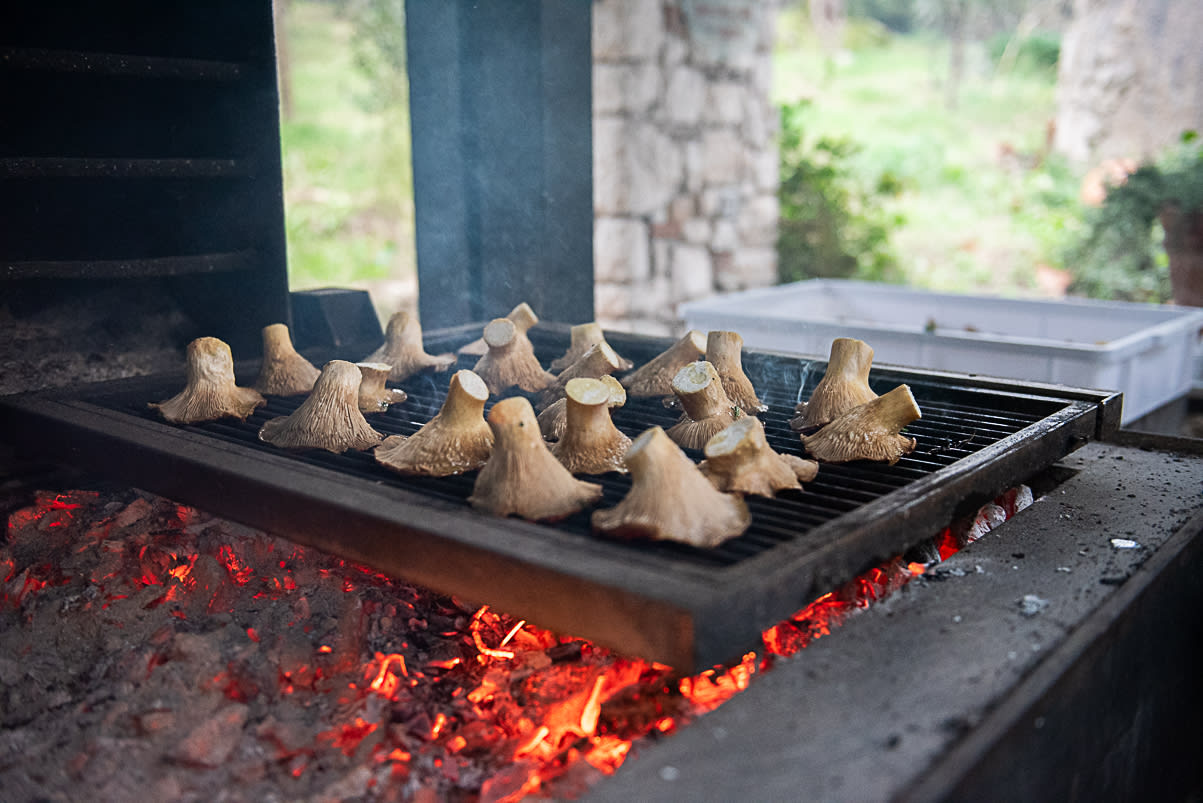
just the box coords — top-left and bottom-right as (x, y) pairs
(706, 330), (767, 414)
(551, 378), (632, 474)
(364, 310), (456, 383)
(665, 361), (740, 450)
(259, 361), (383, 452)
(253, 323), (321, 396)
(620, 330), (708, 397)
(536, 342), (624, 411)
(374, 370), (493, 476)
(801, 384), (921, 464)
(458, 302), (539, 356)
(592, 427), (750, 548)
(150, 336), (265, 424)
(700, 416), (818, 497)
(550, 322), (634, 373)
(471, 318), (555, 395)
(356, 362), (408, 414)
(468, 397), (603, 521)
(792, 338), (878, 430)
(538, 375), (626, 441)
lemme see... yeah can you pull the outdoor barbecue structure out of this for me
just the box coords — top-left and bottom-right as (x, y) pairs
(2, 1), (1200, 801)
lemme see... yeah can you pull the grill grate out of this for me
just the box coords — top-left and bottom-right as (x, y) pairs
(2, 324), (1115, 670)
(103, 332), (1048, 571)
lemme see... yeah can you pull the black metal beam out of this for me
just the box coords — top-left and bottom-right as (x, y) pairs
(406, 0), (594, 330)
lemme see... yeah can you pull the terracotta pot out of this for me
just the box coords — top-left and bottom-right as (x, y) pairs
(1160, 205), (1203, 307)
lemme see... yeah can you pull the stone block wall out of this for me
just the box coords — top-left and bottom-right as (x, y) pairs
(593, 0), (780, 335)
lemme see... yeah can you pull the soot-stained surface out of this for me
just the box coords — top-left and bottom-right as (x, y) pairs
(586, 435), (1203, 802)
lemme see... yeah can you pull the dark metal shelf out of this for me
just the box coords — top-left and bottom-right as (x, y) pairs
(0, 46), (244, 81)
(0, 157), (250, 180)
(4, 250), (257, 280)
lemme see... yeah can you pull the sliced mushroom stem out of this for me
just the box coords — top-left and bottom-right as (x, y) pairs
(253, 323), (321, 396)
(468, 397), (603, 521)
(538, 375), (626, 441)
(705, 330), (767, 414)
(471, 317), (555, 395)
(592, 426), (749, 548)
(458, 302), (539, 356)
(801, 384), (921, 464)
(364, 310), (456, 383)
(536, 342), (624, 411)
(700, 416), (818, 497)
(374, 369), (493, 476)
(792, 338), (878, 430)
(665, 361), (740, 451)
(356, 362), (408, 414)
(620, 330), (708, 397)
(550, 322), (634, 373)
(551, 378), (632, 474)
(150, 336), (265, 424)
(259, 360), (383, 452)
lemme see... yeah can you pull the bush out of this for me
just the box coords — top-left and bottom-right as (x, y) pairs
(847, 0), (915, 33)
(988, 30), (1060, 76)
(1062, 132), (1203, 303)
(777, 100), (903, 284)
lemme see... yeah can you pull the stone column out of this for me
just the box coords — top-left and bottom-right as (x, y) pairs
(593, 0), (780, 335)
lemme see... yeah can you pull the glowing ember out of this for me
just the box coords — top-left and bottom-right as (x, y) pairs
(0, 485), (1028, 800)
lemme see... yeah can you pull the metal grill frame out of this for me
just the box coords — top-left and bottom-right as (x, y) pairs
(0, 323), (1120, 671)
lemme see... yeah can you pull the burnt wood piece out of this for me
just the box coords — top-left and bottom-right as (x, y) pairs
(0, 325), (1118, 672)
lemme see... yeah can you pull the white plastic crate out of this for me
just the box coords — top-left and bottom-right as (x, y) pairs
(681, 279), (1203, 425)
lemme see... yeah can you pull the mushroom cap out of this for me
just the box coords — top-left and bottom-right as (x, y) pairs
(469, 396), (603, 520)
(356, 362), (408, 413)
(150, 336), (265, 423)
(801, 384), (920, 464)
(373, 369), (493, 476)
(591, 426), (749, 547)
(258, 360), (382, 452)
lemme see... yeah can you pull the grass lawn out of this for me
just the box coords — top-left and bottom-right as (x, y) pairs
(278, 0), (416, 293)
(774, 19), (1084, 296)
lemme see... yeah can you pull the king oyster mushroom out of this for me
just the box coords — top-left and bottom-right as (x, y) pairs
(468, 397), (603, 521)
(801, 384), (921, 464)
(252, 323), (321, 396)
(538, 375), (625, 441)
(150, 336), (265, 424)
(258, 360), (383, 452)
(620, 329), (708, 398)
(471, 317), (555, 395)
(549, 322), (634, 373)
(699, 416), (818, 497)
(550, 378), (633, 475)
(356, 362), (408, 414)
(458, 302), (538, 357)
(592, 426), (750, 548)
(664, 360), (741, 451)
(363, 310), (456, 383)
(536, 341), (624, 411)
(705, 330), (768, 414)
(373, 369), (493, 476)
(791, 338), (878, 431)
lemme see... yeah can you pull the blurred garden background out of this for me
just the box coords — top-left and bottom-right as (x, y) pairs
(276, 0), (1199, 317)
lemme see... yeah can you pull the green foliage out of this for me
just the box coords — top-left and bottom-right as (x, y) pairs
(987, 30), (1060, 75)
(776, 100), (903, 284)
(847, 0), (916, 33)
(1065, 131), (1202, 302)
(279, 0), (415, 291)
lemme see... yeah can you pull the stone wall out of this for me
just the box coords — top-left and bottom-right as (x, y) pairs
(592, 0), (780, 335)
